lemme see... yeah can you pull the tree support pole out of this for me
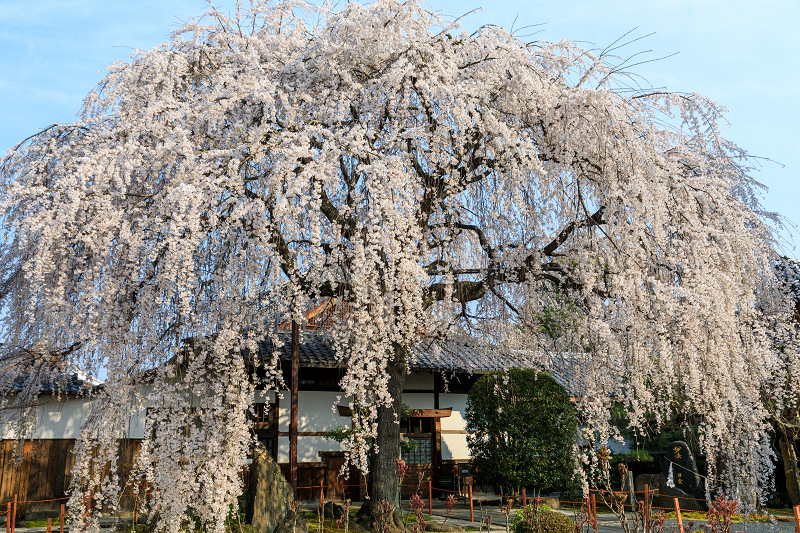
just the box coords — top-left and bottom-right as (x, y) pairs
(429, 479), (433, 516)
(469, 484), (474, 522)
(290, 320), (299, 497)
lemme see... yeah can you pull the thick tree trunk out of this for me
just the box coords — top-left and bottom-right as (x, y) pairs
(355, 346), (407, 531)
(780, 438), (800, 506)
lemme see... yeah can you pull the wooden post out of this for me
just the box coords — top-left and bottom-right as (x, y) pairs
(46, 518), (52, 533)
(6, 503), (10, 533)
(134, 500), (138, 526)
(674, 497), (684, 533)
(793, 504), (800, 533)
(428, 479), (433, 516)
(522, 489), (526, 507)
(60, 504), (64, 533)
(644, 484), (650, 527)
(290, 320), (300, 498)
(11, 494), (17, 533)
(590, 493), (597, 533)
(469, 484), (474, 522)
(320, 481), (324, 507)
(627, 471), (636, 512)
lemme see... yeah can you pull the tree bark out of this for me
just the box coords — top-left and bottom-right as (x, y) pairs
(355, 346), (407, 531)
(779, 438), (800, 506)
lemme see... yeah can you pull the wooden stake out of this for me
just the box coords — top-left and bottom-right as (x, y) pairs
(11, 494), (16, 533)
(585, 495), (590, 529)
(522, 489), (526, 507)
(428, 479), (433, 516)
(674, 497), (684, 533)
(793, 504), (800, 533)
(60, 504), (64, 533)
(644, 484), (650, 527)
(46, 518), (52, 533)
(590, 493), (597, 533)
(6, 502), (10, 533)
(469, 484), (474, 522)
(320, 481), (324, 508)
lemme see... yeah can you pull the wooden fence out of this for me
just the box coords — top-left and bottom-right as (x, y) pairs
(0, 440), (142, 515)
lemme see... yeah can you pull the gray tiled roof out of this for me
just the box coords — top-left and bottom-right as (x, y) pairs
(255, 331), (584, 395)
(11, 372), (99, 395)
(257, 331), (511, 372)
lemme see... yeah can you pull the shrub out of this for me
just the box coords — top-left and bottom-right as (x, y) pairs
(512, 505), (575, 533)
(466, 370), (577, 494)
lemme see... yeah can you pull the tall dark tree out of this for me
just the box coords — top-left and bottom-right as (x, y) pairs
(466, 369), (577, 495)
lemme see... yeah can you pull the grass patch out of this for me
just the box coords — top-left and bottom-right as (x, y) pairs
(301, 509), (432, 533)
(21, 517), (64, 528)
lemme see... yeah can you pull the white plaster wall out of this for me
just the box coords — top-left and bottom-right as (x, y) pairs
(277, 436), (345, 463)
(440, 394), (470, 461)
(35, 397), (93, 439)
(278, 390), (346, 433)
(0, 397), (93, 439)
(278, 436), (290, 463)
(441, 433), (470, 461)
(401, 393), (434, 409)
(439, 394), (468, 431)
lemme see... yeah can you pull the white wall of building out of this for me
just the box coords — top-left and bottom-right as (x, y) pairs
(277, 390), (345, 433)
(2, 382), (477, 463)
(402, 393), (434, 409)
(277, 435), (345, 463)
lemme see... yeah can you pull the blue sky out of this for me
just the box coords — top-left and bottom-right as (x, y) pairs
(1, 0), (798, 257)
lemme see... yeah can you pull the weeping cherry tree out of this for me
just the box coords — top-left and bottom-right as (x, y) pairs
(1, 1), (798, 531)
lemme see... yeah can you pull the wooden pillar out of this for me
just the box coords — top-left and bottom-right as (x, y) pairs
(290, 320), (299, 497)
(433, 418), (442, 490)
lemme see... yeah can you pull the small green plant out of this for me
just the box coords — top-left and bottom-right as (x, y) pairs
(512, 504), (575, 533)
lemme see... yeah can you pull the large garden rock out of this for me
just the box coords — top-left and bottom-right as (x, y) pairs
(662, 441), (704, 500)
(658, 482), (706, 512)
(273, 510), (309, 533)
(245, 442), (295, 533)
(322, 501), (344, 519)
